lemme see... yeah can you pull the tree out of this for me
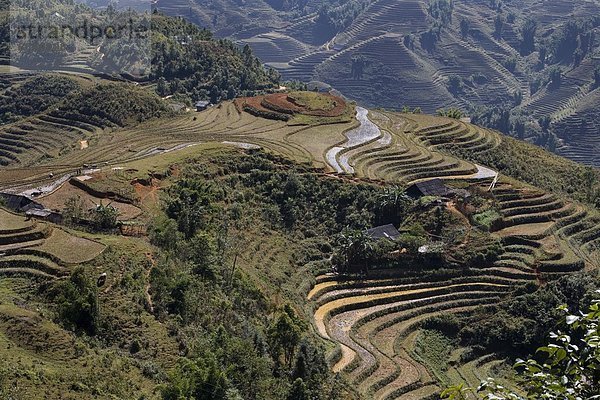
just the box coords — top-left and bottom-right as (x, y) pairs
(377, 185), (410, 225)
(520, 18), (537, 55)
(549, 66), (562, 88)
(292, 339), (328, 384)
(336, 228), (375, 274)
(513, 89), (523, 106)
(186, 231), (216, 278)
(503, 56), (517, 72)
(404, 34), (415, 50)
(166, 179), (214, 238)
(156, 77), (168, 97)
(268, 305), (303, 369)
(442, 295), (600, 399)
(447, 74), (463, 94)
(91, 202), (119, 230)
(438, 108), (464, 119)
(162, 356), (228, 400)
(512, 118), (525, 140)
(286, 378), (309, 400)
(538, 115), (551, 132)
(63, 195), (87, 225)
(51, 267), (99, 335)
(493, 14), (504, 38)
(149, 216), (181, 251)
(350, 55), (366, 80)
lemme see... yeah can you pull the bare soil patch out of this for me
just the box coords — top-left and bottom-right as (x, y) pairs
(39, 182), (142, 220)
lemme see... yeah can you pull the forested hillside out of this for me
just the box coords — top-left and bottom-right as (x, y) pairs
(2, 0), (279, 104)
(151, 14), (280, 103)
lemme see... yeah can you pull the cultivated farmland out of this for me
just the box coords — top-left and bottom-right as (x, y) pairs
(0, 208), (105, 280)
(1, 82), (598, 399)
(168, 0), (600, 167)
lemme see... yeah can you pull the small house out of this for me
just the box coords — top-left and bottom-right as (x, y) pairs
(25, 208), (63, 224)
(405, 178), (451, 199)
(0, 192), (43, 212)
(195, 100), (211, 112)
(366, 224), (401, 241)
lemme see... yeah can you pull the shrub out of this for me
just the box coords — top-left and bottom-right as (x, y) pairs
(90, 203), (120, 231)
(447, 75), (464, 94)
(444, 295), (600, 399)
(471, 209), (501, 231)
(49, 267), (99, 335)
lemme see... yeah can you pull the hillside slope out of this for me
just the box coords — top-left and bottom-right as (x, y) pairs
(1, 89), (599, 399)
(157, 0), (600, 167)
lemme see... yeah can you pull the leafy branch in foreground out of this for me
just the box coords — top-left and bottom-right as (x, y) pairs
(442, 292), (600, 399)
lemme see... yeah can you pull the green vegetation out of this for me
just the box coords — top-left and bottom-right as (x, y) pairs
(472, 209), (501, 231)
(315, 0), (371, 35)
(151, 14), (279, 103)
(458, 273), (598, 355)
(56, 83), (171, 127)
(437, 108), (464, 119)
(48, 266), (99, 335)
(0, 75), (80, 124)
(443, 295), (600, 399)
(146, 151), (380, 399)
(1, 27), (600, 398)
(414, 329), (456, 385)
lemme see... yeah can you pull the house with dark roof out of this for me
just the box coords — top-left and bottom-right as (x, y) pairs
(366, 224), (401, 241)
(195, 100), (211, 111)
(405, 179), (451, 198)
(1, 192), (62, 223)
(0, 192), (43, 212)
(25, 208), (63, 224)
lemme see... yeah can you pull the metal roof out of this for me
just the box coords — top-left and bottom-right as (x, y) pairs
(409, 179), (450, 197)
(25, 209), (53, 217)
(366, 224), (401, 240)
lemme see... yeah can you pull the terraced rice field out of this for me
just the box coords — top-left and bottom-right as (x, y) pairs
(302, 111), (597, 399)
(0, 208), (105, 280)
(1, 90), (595, 271)
(489, 183), (590, 277)
(0, 97), (501, 191)
(307, 180), (593, 398)
(309, 274), (514, 399)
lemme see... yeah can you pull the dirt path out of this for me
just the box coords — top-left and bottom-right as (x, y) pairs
(446, 202), (472, 246)
(143, 252), (156, 314)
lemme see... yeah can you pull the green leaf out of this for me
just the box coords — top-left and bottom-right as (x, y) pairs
(555, 348), (567, 363)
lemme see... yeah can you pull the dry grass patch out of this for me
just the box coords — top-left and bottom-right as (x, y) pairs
(0, 208), (32, 231)
(494, 221), (555, 238)
(33, 228), (105, 265)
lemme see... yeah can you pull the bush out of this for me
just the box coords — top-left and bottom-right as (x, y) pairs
(49, 267), (99, 335)
(444, 294), (600, 399)
(90, 203), (119, 231)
